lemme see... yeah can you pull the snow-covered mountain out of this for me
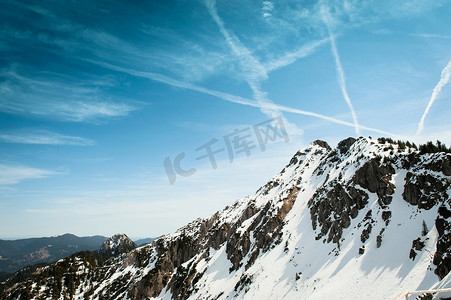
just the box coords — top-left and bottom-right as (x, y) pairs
(2, 137), (451, 299)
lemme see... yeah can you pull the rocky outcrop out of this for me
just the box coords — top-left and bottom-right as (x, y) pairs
(434, 204), (451, 279)
(337, 137), (356, 154)
(310, 183), (368, 244)
(354, 158), (395, 207)
(311, 139), (331, 150)
(403, 172), (449, 210)
(100, 233), (137, 256)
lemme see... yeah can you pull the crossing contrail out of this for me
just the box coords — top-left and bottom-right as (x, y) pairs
(264, 38), (329, 72)
(88, 59), (396, 137)
(417, 59), (451, 135)
(204, 0), (276, 118)
(322, 8), (361, 135)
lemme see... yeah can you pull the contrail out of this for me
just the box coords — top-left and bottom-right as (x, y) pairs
(204, 0), (282, 122)
(417, 59), (451, 135)
(264, 38), (329, 72)
(322, 9), (361, 135)
(88, 59), (395, 137)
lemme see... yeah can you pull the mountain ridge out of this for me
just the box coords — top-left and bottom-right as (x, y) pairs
(0, 233), (108, 274)
(2, 137), (451, 299)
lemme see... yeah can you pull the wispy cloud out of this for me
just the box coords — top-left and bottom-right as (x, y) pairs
(0, 69), (137, 123)
(410, 33), (451, 40)
(0, 164), (58, 185)
(262, 1), (274, 22)
(0, 130), (95, 146)
(321, 6), (361, 135)
(93, 59), (394, 136)
(264, 38), (329, 72)
(75, 28), (230, 83)
(8, 0), (394, 137)
(8, 3), (234, 84)
(417, 58), (451, 135)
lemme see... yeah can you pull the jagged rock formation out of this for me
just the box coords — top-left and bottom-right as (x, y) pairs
(99, 233), (137, 256)
(1, 137), (451, 299)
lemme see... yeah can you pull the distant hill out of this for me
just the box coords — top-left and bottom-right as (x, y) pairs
(0, 234), (107, 273)
(133, 237), (157, 246)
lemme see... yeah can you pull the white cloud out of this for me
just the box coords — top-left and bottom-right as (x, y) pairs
(262, 1), (274, 11)
(262, 1), (274, 21)
(0, 130), (95, 146)
(0, 97), (136, 123)
(0, 164), (58, 185)
(410, 33), (451, 40)
(76, 28), (230, 83)
(0, 69), (137, 123)
(50, 101), (136, 122)
(11, 5), (234, 84)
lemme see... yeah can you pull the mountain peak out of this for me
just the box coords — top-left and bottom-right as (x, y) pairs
(310, 139), (331, 150)
(99, 233), (137, 255)
(336, 136), (357, 153)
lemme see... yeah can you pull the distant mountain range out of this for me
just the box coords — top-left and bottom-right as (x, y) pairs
(0, 234), (108, 273)
(0, 233), (140, 298)
(0, 234), (157, 275)
(134, 237), (157, 246)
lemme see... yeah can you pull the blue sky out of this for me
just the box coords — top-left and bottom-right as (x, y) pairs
(1, 0), (451, 239)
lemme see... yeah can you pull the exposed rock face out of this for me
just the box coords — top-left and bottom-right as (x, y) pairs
(2, 137), (450, 300)
(336, 137), (356, 154)
(409, 237), (426, 261)
(354, 158), (395, 207)
(434, 204), (451, 279)
(310, 183), (368, 244)
(403, 172), (449, 210)
(311, 139), (331, 150)
(99, 233), (137, 256)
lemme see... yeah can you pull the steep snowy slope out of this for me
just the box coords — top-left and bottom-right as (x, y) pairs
(2, 137), (450, 299)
